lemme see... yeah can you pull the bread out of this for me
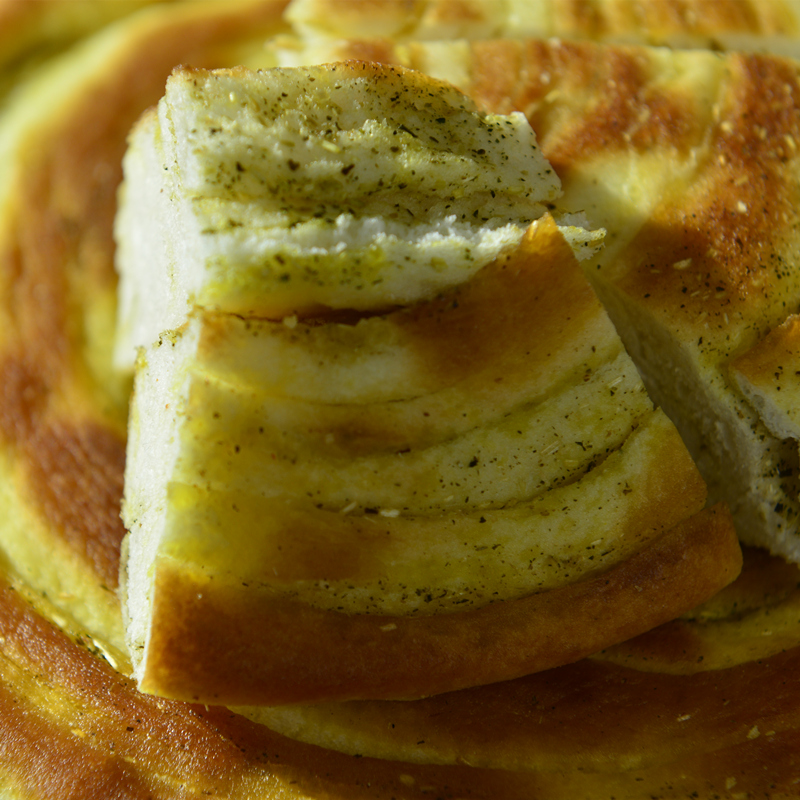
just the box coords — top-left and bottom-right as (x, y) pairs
(113, 61), (568, 367)
(244, 538), (800, 772)
(116, 63), (738, 705)
(0, 0), (798, 796)
(281, 0), (800, 58)
(730, 313), (800, 440)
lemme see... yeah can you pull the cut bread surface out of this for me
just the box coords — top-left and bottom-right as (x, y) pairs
(113, 61), (566, 368)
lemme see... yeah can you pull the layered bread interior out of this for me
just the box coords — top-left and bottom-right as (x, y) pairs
(116, 61), (739, 706)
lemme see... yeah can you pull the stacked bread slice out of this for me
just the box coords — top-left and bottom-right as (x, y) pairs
(116, 61), (738, 706)
(113, 61), (566, 366)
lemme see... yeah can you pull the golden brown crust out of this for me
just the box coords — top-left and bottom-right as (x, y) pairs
(411, 635), (800, 775)
(458, 38), (717, 174)
(606, 54), (800, 348)
(729, 313), (800, 440)
(142, 504), (739, 705)
(249, 569), (800, 774)
(730, 314), (800, 390)
(127, 213), (723, 704)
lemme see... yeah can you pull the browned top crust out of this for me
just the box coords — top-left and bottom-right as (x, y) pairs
(442, 39), (800, 361)
(0, 573), (535, 800)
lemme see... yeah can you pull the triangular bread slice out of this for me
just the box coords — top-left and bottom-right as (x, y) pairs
(121, 204), (733, 705)
(117, 63), (738, 706)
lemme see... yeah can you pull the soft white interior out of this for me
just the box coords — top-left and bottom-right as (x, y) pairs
(114, 111), (187, 369)
(593, 278), (800, 565)
(119, 324), (201, 677)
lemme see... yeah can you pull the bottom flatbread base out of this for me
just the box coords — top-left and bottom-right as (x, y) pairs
(139, 504), (740, 705)
(1, 543), (799, 799)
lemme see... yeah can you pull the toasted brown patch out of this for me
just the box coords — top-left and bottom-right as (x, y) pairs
(0, 352), (126, 589)
(0, 354), (50, 440)
(141, 504), (740, 705)
(0, 684), (154, 800)
(614, 54), (800, 339)
(593, 545), (800, 673)
(399, 216), (601, 391)
(290, 217), (611, 455)
(23, 420), (126, 590)
(469, 39), (707, 171)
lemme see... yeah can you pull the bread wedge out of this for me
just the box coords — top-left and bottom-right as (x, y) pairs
(113, 61), (567, 367)
(120, 178), (727, 705)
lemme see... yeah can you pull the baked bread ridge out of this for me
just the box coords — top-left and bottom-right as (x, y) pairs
(0, 570), (544, 800)
(113, 60), (565, 368)
(295, 35), (800, 566)
(0, 0), (178, 110)
(122, 217), (656, 618)
(270, 0), (800, 94)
